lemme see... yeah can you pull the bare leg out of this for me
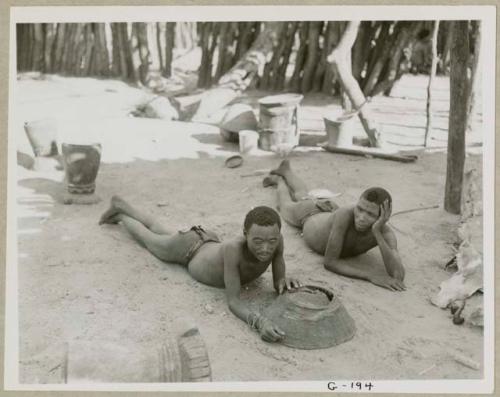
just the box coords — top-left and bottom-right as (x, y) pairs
(270, 159), (309, 201)
(117, 214), (174, 262)
(99, 195), (172, 234)
(276, 177), (309, 228)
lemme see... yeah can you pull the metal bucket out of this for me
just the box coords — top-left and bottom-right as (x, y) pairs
(238, 130), (259, 154)
(61, 143), (102, 195)
(258, 93), (303, 151)
(323, 112), (355, 148)
(24, 118), (59, 157)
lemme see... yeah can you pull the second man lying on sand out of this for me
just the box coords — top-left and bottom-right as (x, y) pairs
(264, 159), (406, 292)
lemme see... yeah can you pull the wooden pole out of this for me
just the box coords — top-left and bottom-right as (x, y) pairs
(301, 21), (323, 93)
(424, 20), (440, 147)
(444, 21), (470, 214)
(164, 22), (175, 78)
(289, 22), (309, 92)
(467, 21), (481, 133)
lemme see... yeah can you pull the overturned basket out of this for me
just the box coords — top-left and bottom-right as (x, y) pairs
(264, 285), (356, 350)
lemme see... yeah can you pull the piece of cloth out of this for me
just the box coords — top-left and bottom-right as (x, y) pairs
(298, 198), (338, 228)
(178, 225), (221, 266)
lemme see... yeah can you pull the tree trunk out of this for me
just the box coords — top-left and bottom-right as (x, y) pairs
(327, 21), (381, 147)
(52, 23), (66, 73)
(362, 22), (394, 95)
(198, 22), (213, 88)
(43, 24), (55, 73)
(82, 24), (94, 76)
(32, 23), (45, 71)
(424, 20), (440, 147)
(164, 22), (175, 78)
(363, 22), (390, 86)
(192, 22), (285, 121)
(71, 24), (86, 75)
(110, 23), (122, 77)
(214, 23), (230, 81)
(322, 22), (342, 94)
(156, 23), (164, 73)
(467, 21), (481, 133)
(275, 21), (298, 91)
(301, 21), (323, 93)
(234, 22), (253, 62)
(352, 21), (376, 82)
(444, 21), (470, 214)
(371, 21), (423, 96)
(260, 22), (289, 90)
(133, 22), (151, 85)
(112, 23), (137, 83)
(439, 21), (453, 75)
(289, 22), (309, 92)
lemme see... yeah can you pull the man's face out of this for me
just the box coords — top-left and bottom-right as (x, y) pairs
(245, 223), (281, 262)
(353, 198), (380, 232)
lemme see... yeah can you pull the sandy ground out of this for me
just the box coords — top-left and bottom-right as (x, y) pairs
(13, 73), (484, 383)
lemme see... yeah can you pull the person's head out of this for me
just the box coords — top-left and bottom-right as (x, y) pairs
(243, 206), (282, 262)
(353, 187), (392, 232)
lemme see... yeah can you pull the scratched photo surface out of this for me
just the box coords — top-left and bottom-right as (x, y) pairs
(5, 6), (494, 393)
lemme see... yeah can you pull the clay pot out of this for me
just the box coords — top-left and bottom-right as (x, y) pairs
(24, 119), (59, 157)
(258, 93), (303, 151)
(263, 285), (356, 350)
(61, 143), (102, 195)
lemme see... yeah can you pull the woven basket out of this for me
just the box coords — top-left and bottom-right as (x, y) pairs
(263, 285), (356, 350)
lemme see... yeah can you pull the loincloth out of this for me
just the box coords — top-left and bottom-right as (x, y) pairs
(298, 198), (337, 228)
(178, 225), (220, 266)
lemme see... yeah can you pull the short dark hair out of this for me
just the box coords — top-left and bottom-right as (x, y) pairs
(360, 187), (392, 206)
(244, 206), (281, 232)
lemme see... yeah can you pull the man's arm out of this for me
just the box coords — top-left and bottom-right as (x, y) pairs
(223, 242), (284, 342)
(323, 209), (374, 281)
(271, 236), (301, 293)
(374, 226), (405, 281)
(324, 208), (404, 291)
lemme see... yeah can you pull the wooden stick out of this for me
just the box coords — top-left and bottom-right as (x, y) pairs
(321, 144), (418, 163)
(392, 205), (439, 217)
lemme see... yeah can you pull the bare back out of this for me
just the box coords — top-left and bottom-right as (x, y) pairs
(302, 207), (378, 258)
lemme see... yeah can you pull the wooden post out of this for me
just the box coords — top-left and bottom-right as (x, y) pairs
(424, 20), (440, 147)
(467, 21), (481, 133)
(164, 22), (175, 78)
(156, 23), (164, 74)
(444, 21), (470, 214)
(301, 21), (323, 93)
(289, 22), (309, 92)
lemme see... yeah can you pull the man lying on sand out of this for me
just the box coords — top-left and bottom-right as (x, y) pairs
(264, 159), (406, 292)
(99, 196), (301, 342)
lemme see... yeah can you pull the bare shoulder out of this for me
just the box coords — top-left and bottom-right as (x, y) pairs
(221, 236), (246, 253)
(333, 206), (353, 223)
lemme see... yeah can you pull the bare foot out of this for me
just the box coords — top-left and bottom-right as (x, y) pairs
(98, 195), (129, 225)
(98, 203), (120, 225)
(110, 195), (133, 214)
(270, 159), (291, 177)
(262, 174), (280, 188)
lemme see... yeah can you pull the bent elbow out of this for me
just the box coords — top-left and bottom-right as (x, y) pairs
(324, 261), (338, 273)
